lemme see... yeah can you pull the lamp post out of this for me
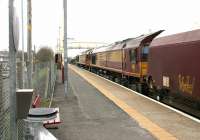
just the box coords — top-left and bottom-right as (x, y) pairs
(63, 0), (68, 96)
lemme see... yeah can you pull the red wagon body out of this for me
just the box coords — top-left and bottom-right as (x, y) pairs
(148, 29), (200, 101)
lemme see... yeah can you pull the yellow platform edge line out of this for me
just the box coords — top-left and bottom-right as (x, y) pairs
(69, 65), (178, 140)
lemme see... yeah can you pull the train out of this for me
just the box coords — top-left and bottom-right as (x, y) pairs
(75, 29), (200, 116)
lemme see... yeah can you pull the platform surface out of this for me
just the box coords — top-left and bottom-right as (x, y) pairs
(68, 65), (200, 140)
(50, 67), (156, 140)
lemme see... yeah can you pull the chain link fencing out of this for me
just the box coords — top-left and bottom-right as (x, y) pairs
(0, 49), (57, 139)
(16, 60), (57, 99)
(32, 61), (57, 98)
(0, 57), (11, 140)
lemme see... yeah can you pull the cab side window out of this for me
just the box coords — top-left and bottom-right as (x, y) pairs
(129, 49), (136, 64)
(141, 46), (149, 61)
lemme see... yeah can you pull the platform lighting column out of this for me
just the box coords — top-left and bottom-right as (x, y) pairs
(63, 0), (68, 96)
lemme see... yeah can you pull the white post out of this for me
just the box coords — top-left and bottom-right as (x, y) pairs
(63, 0), (68, 96)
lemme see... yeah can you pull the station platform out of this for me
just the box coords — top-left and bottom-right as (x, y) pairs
(51, 65), (200, 140)
(50, 67), (156, 140)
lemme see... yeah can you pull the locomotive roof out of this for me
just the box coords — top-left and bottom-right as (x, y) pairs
(91, 30), (163, 54)
(151, 29), (200, 47)
(125, 30), (164, 49)
(92, 45), (111, 53)
(80, 48), (93, 55)
(105, 30), (163, 51)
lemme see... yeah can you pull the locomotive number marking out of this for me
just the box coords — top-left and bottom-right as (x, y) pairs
(178, 74), (195, 94)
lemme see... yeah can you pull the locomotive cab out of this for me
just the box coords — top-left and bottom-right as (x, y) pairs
(127, 43), (150, 79)
(123, 30), (163, 83)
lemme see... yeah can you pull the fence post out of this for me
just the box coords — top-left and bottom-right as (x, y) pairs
(49, 61), (52, 97)
(17, 61), (23, 89)
(0, 66), (3, 136)
(44, 67), (50, 98)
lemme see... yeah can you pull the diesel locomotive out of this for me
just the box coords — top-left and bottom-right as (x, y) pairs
(76, 29), (200, 116)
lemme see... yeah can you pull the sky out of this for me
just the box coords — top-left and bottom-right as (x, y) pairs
(67, 0), (200, 41)
(0, 0), (9, 51)
(1, 0), (200, 57)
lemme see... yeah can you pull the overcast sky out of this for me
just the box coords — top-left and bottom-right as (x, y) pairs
(1, 0), (200, 56)
(67, 0), (200, 41)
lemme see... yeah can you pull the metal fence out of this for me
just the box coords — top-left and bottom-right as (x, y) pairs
(16, 60), (57, 139)
(0, 60), (11, 140)
(0, 49), (57, 139)
(32, 61), (57, 98)
(16, 60), (57, 97)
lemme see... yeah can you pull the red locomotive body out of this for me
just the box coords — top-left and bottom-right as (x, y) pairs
(148, 29), (200, 103)
(87, 31), (163, 83)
